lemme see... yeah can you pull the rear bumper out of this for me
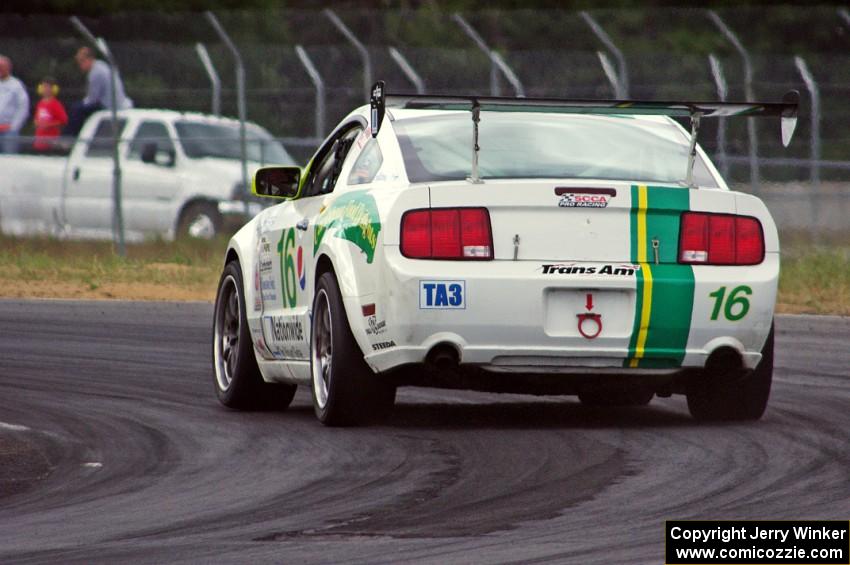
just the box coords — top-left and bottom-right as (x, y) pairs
(360, 247), (777, 375)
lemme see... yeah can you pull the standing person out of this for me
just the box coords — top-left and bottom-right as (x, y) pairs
(64, 46), (133, 137)
(33, 77), (68, 152)
(0, 55), (30, 154)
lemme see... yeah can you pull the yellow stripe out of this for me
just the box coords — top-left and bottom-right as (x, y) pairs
(629, 185), (652, 368)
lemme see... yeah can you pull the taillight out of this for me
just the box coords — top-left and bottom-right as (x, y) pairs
(401, 207), (493, 260)
(679, 212), (765, 265)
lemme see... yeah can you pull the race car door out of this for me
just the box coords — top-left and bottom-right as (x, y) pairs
(257, 122), (364, 378)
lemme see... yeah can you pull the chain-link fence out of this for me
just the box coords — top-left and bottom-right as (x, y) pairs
(2, 7), (849, 236)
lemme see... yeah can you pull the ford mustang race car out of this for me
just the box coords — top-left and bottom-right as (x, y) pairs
(212, 81), (799, 426)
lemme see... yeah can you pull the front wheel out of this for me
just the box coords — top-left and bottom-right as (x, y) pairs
(212, 260), (296, 410)
(687, 323), (774, 421)
(310, 272), (395, 426)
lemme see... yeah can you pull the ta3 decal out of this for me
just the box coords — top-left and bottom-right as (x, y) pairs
(419, 280), (466, 309)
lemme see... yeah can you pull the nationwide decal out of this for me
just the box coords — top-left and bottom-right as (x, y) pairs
(555, 187), (616, 209)
(541, 263), (640, 276)
(263, 315), (306, 360)
(371, 340), (396, 351)
(314, 192), (382, 263)
(420, 280), (465, 309)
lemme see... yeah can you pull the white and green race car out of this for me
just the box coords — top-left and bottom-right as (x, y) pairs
(212, 82), (799, 426)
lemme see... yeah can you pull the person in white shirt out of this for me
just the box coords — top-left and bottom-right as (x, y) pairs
(0, 55), (30, 154)
(65, 46), (133, 137)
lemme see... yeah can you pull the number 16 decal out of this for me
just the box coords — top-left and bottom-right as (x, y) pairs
(709, 285), (752, 321)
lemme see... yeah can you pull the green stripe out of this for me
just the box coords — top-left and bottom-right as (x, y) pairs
(626, 186), (695, 368)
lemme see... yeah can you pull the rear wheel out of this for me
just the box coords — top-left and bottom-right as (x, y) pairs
(212, 260), (296, 410)
(311, 272), (395, 426)
(179, 201), (222, 240)
(687, 323), (774, 421)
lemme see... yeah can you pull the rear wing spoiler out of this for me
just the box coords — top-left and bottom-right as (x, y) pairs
(369, 81), (800, 185)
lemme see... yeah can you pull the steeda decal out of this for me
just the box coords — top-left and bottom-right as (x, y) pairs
(314, 192), (382, 263)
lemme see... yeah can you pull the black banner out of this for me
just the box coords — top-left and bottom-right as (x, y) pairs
(666, 520), (849, 564)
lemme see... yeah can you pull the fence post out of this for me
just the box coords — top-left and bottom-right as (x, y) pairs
(69, 16), (125, 256)
(295, 46), (326, 139)
(596, 51), (623, 99)
(452, 13), (524, 97)
(324, 9), (371, 102)
(195, 43), (221, 117)
(388, 47), (426, 94)
(580, 11), (628, 97)
(708, 54), (730, 178)
(795, 56), (821, 238)
(707, 10), (759, 193)
(205, 12), (248, 200)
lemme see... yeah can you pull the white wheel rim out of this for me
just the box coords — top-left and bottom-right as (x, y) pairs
(311, 288), (332, 409)
(188, 214), (215, 239)
(214, 274), (240, 391)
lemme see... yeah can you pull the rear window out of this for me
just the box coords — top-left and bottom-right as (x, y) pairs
(392, 112), (718, 187)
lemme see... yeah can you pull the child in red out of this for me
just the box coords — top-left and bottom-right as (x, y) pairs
(33, 77), (68, 151)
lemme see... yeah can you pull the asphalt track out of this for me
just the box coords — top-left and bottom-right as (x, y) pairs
(0, 299), (848, 564)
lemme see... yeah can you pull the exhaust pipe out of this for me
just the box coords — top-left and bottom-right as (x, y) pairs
(704, 346), (745, 383)
(426, 343), (460, 371)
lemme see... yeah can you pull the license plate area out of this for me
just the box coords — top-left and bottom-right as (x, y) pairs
(543, 288), (635, 338)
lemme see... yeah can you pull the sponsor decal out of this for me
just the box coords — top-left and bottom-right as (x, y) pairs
(253, 264), (262, 311)
(314, 192), (382, 264)
(541, 263), (640, 276)
(278, 228), (304, 308)
(420, 280), (465, 309)
(371, 340), (396, 351)
(555, 187), (616, 209)
(365, 316), (387, 336)
(263, 315), (306, 360)
(297, 245), (306, 290)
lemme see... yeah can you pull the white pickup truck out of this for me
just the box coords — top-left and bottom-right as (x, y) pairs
(0, 109), (296, 240)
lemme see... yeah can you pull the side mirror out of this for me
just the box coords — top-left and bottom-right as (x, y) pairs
(253, 166), (301, 200)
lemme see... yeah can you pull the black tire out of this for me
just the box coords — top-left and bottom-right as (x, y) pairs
(212, 260), (297, 410)
(578, 388), (654, 407)
(310, 272), (396, 426)
(178, 201), (222, 240)
(687, 323), (774, 421)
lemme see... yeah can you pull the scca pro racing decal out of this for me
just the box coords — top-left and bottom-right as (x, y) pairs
(541, 263), (640, 276)
(314, 191), (381, 264)
(624, 185), (694, 369)
(420, 280), (465, 309)
(555, 187), (616, 208)
(262, 315), (307, 360)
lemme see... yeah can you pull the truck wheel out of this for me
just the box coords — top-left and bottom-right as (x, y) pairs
(578, 388), (654, 407)
(687, 323), (774, 421)
(179, 202), (222, 239)
(213, 260), (297, 410)
(310, 272), (396, 426)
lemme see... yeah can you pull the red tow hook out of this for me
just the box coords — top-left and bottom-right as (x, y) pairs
(577, 292), (602, 339)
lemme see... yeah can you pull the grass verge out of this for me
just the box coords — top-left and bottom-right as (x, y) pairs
(0, 236), (848, 315)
